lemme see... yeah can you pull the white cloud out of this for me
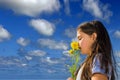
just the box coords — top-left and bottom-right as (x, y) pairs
(40, 56), (67, 65)
(114, 51), (120, 57)
(37, 38), (68, 50)
(64, 27), (78, 45)
(64, 0), (71, 15)
(0, 56), (69, 75)
(82, 0), (112, 21)
(0, 0), (60, 17)
(72, 37), (78, 42)
(17, 37), (30, 46)
(28, 50), (46, 57)
(25, 56), (32, 60)
(30, 19), (55, 36)
(64, 27), (76, 38)
(21, 63), (27, 67)
(114, 51), (120, 67)
(0, 25), (11, 42)
(114, 30), (120, 39)
(63, 50), (70, 57)
(46, 57), (59, 64)
(0, 56), (27, 67)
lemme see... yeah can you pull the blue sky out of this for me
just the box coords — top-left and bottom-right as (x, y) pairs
(0, 0), (120, 79)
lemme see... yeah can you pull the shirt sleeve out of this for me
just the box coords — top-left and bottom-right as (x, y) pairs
(91, 55), (112, 80)
(92, 56), (106, 75)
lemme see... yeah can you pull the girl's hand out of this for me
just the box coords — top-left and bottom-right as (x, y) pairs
(67, 77), (74, 80)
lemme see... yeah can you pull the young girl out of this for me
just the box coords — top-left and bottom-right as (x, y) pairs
(67, 20), (116, 80)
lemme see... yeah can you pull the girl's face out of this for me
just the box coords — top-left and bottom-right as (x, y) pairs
(77, 30), (96, 55)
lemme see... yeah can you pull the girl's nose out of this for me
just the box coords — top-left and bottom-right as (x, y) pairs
(78, 43), (81, 49)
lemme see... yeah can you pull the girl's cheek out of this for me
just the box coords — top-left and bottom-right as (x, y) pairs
(80, 39), (84, 46)
(78, 41), (81, 48)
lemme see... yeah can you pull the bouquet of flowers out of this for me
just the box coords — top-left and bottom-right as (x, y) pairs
(68, 41), (80, 80)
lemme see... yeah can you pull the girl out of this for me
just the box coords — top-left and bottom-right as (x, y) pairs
(67, 20), (116, 80)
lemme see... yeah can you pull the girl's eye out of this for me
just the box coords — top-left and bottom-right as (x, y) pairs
(78, 38), (82, 40)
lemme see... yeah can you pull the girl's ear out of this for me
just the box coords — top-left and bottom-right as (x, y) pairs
(92, 33), (97, 41)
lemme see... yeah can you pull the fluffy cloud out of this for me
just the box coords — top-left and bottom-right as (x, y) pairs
(29, 19), (55, 36)
(0, 55), (69, 76)
(46, 57), (59, 64)
(114, 51), (120, 71)
(17, 48), (46, 58)
(82, 0), (112, 21)
(0, 25), (11, 42)
(0, 56), (27, 67)
(64, 27), (76, 38)
(114, 30), (120, 39)
(28, 50), (46, 57)
(114, 51), (120, 58)
(37, 38), (68, 50)
(64, 0), (71, 15)
(23, 50), (46, 61)
(25, 56), (32, 61)
(0, 0), (60, 17)
(17, 37), (30, 46)
(41, 56), (67, 66)
(63, 51), (70, 57)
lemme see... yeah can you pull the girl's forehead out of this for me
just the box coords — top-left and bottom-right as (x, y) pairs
(77, 30), (84, 34)
(77, 31), (83, 37)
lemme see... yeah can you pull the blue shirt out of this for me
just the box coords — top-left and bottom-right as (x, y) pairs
(92, 54), (112, 80)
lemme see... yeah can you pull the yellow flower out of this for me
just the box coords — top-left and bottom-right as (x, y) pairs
(70, 41), (79, 50)
(69, 49), (74, 54)
(67, 41), (80, 80)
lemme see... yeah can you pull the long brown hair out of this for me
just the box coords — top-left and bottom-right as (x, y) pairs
(76, 20), (116, 80)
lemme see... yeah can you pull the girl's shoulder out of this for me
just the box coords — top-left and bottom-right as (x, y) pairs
(92, 53), (112, 79)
